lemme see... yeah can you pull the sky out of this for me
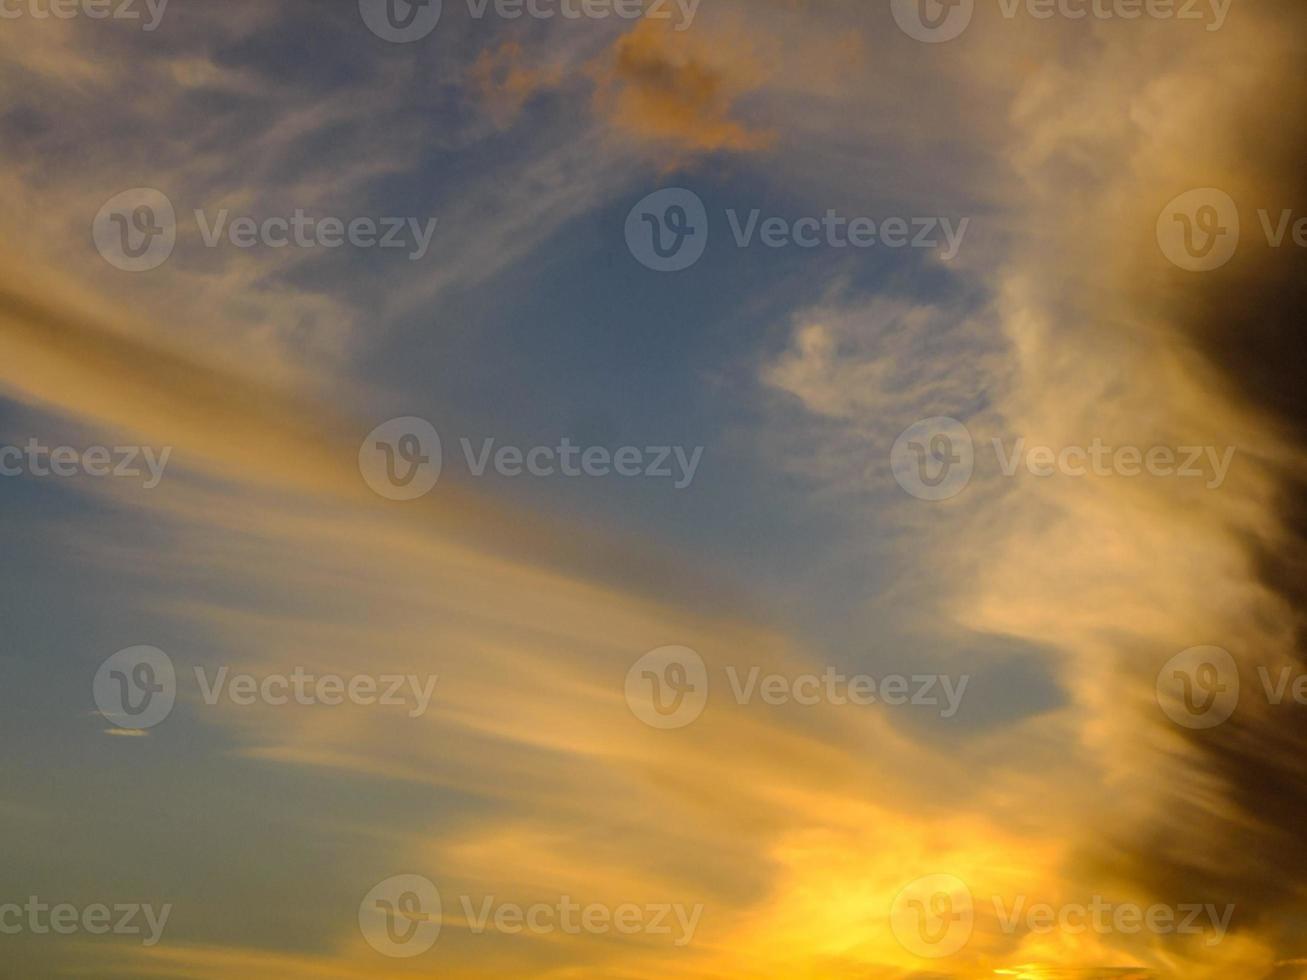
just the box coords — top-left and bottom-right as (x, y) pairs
(1, 0), (1305, 976)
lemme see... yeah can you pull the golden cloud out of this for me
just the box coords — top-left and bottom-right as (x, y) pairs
(590, 19), (776, 163)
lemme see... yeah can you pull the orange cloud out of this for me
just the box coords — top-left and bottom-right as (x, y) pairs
(469, 41), (564, 126)
(591, 20), (775, 162)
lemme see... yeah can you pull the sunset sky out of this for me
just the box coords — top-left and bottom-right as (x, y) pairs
(2, 1), (1305, 977)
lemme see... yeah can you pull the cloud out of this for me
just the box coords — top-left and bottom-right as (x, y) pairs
(469, 40), (566, 125)
(0, 239), (1010, 978)
(589, 19), (776, 163)
(751, 5), (1307, 975)
(6, 2), (1307, 977)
